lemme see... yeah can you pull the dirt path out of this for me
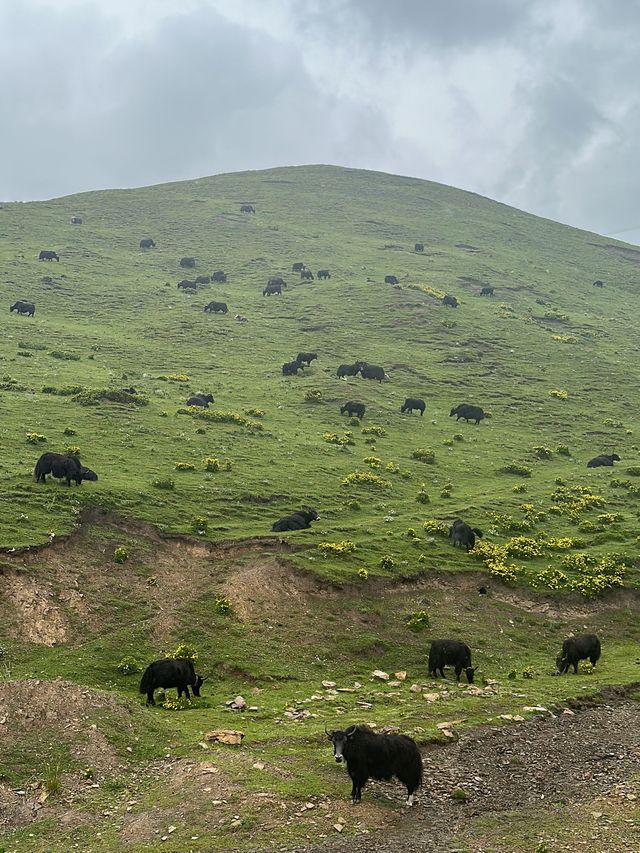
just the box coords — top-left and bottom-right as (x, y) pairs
(287, 700), (640, 853)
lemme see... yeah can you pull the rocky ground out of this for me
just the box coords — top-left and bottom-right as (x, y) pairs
(288, 699), (640, 853)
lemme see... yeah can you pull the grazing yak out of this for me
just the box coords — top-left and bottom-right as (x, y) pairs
(414, 243), (424, 252)
(240, 204), (255, 213)
(139, 658), (205, 706)
(450, 404), (486, 424)
(272, 508), (319, 532)
(401, 398), (425, 416)
(556, 634), (601, 675)
(301, 269), (314, 280)
(428, 639), (475, 683)
(178, 280), (197, 290)
(357, 363), (386, 382)
(38, 250), (59, 261)
(263, 282), (282, 296)
(449, 518), (483, 552)
(442, 294), (458, 307)
(336, 363), (361, 379)
(70, 216), (82, 225)
(326, 724), (422, 806)
(593, 280), (604, 288)
(384, 275), (399, 285)
(195, 275), (211, 285)
(10, 301), (35, 317)
(204, 301), (228, 314)
(187, 393), (214, 408)
(296, 352), (318, 366)
(292, 262), (305, 272)
(480, 286), (494, 296)
(180, 257), (196, 268)
(34, 452), (83, 487)
(317, 269), (331, 280)
(139, 238), (156, 249)
(340, 401), (365, 419)
(587, 453), (620, 468)
(282, 360), (304, 376)
(211, 270), (227, 283)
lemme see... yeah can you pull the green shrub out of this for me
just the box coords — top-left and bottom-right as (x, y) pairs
(166, 642), (198, 662)
(318, 540), (356, 556)
(346, 499), (361, 510)
(512, 483), (527, 493)
(626, 466), (640, 476)
(363, 456), (381, 469)
(303, 389), (322, 403)
(43, 762), (63, 795)
(379, 555), (396, 570)
(214, 595), (233, 615)
(505, 536), (543, 559)
(499, 463), (532, 477)
(323, 431), (355, 447)
(151, 477), (175, 490)
(114, 546), (129, 564)
(548, 389), (568, 399)
(532, 446), (553, 460)
(341, 471), (392, 490)
(452, 433), (464, 442)
(49, 350), (81, 361)
(522, 666), (535, 679)
(65, 445), (81, 456)
(358, 568), (369, 580)
(412, 448), (436, 464)
(556, 444), (571, 457)
(116, 656), (141, 675)
(74, 388), (148, 407)
(530, 567), (569, 590)
(423, 520), (449, 536)
(26, 432), (47, 444)
(178, 408), (262, 430)
(244, 407), (265, 417)
(203, 457), (220, 472)
(175, 461), (196, 471)
(406, 610), (430, 633)
(191, 516), (209, 535)
(361, 425), (386, 437)
(63, 427), (77, 436)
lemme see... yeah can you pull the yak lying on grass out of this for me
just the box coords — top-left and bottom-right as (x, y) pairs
(272, 508), (319, 532)
(326, 724), (422, 805)
(587, 453), (620, 468)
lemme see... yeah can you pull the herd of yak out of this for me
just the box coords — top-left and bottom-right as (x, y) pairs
(9, 220), (616, 807)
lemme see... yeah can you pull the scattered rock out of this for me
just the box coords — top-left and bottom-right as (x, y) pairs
(204, 730), (244, 745)
(394, 671), (407, 681)
(371, 670), (389, 681)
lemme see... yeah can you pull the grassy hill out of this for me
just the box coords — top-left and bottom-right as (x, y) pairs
(2, 165), (640, 852)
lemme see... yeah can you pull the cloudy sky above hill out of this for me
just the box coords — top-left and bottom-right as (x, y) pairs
(2, 0), (639, 241)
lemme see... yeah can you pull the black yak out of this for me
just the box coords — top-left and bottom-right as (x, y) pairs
(204, 301), (228, 314)
(442, 295), (458, 307)
(263, 282), (282, 296)
(414, 243), (424, 252)
(70, 216), (82, 225)
(240, 204), (255, 213)
(272, 508), (319, 532)
(34, 452), (83, 487)
(211, 270), (227, 283)
(296, 352), (318, 366)
(180, 257), (196, 268)
(195, 275), (211, 285)
(317, 269), (331, 279)
(556, 634), (601, 674)
(401, 398), (425, 416)
(384, 275), (399, 285)
(587, 453), (620, 468)
(187, 393), (214, 408)
(449, 518), (483, 552)
(282, 360), (303, 376)
(428, 639), (475, 683)
(341, 401), (365, 419)
(139, 238), (156, 249)
(292, 262), (305, 272)
(357, 363), (385, 382)
(593, 280), (604, 288)
(10, 301), (35, 316)
(301, 269), (314, 280)
(326, 724), (422, 805)
(178, 280), (197, 290)
(449, 404), (486, 424)
(480, 286), (494, 296)
(139, 658), (204, 706)
(337, 363), (360, 378)
(38, 250), (59, 261)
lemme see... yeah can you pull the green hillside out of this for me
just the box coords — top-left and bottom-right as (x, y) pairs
(2, 166), (640, 852)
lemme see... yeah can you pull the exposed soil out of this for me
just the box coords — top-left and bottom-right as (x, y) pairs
(288, 700), (640, 853)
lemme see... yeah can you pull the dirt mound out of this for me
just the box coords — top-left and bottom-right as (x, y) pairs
(0, 679), (131, 830)
(3, 574), (69, 645)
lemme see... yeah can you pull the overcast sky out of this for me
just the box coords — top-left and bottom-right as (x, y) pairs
(2, 0), (639, 242)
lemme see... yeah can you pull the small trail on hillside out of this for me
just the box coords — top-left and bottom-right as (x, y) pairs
(287, 700), (640, 853)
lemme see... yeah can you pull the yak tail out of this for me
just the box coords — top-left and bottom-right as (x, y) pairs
(139, 667), (152, 695)
(472, 528), (483, 538)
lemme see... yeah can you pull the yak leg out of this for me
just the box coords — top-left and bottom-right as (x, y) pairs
(146, 690), (156, 706)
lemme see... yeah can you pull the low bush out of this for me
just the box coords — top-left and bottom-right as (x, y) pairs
(303, 389), (322, 403)
(361, 425), (387, 437)
(412, 448), (436, 464)
(26, 432), (47, 444)
(499, 463), (532, 477)
(423, 519), (449, 536)
(203, 457), (220, 472)
(151, 477), (175, 490)
(116, 656), (141, 675)
(49, 350), (81, 361)
(323, 431), (355, 447)
(406, 610), (430, 633)
(341, 471), (392, 490)
(214, 595), (233, 615)
(380, 555), (396, 570)
(114, 546), (129, 564)
(175, 461), (196, 471)
(166, 642), (198, 662)
(548, 389), (568, 400)
(317, 540), (356, 556)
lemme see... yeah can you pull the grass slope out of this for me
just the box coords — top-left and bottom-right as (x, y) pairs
(2, 165), (640, 851)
